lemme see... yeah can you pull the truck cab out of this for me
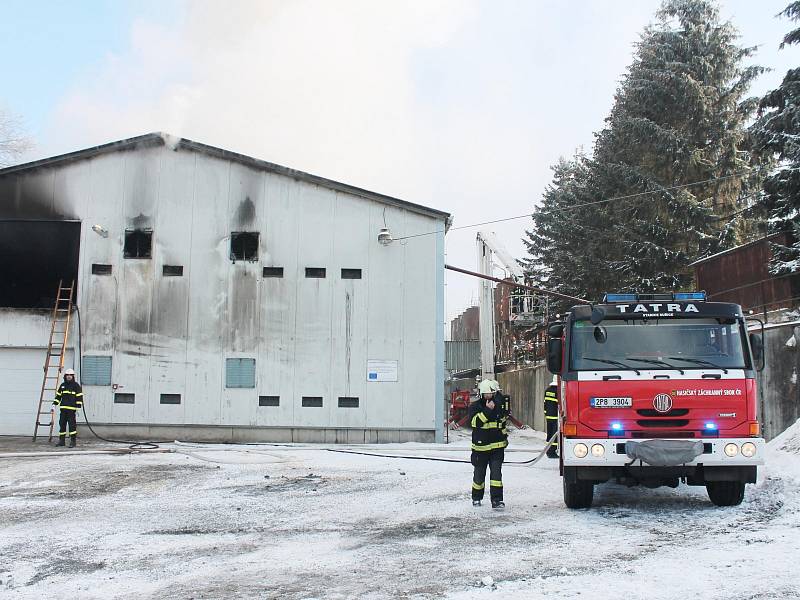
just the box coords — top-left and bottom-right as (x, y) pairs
(547, 292), (765, 508)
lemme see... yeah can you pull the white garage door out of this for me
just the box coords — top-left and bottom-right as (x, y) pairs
(0, 348), (74, 436)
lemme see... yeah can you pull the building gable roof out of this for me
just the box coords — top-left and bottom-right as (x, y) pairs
(0, 133), (450, 221)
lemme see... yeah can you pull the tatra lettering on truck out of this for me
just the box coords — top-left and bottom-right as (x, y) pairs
(547, 291), (766, 509)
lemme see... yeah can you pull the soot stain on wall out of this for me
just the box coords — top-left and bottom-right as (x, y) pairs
(236, 196), (255, 225)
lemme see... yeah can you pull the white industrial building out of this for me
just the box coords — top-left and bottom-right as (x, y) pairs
(0, 133), (449, 443)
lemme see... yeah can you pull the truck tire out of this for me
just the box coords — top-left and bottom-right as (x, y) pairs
(706, 481), (745, 506)
(563, 477), (594, 509)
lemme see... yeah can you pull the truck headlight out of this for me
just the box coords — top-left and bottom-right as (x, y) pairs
(724, 443), (739, 457)
(591, 444), (605, 458)
(573, 443), (588, 458)
(741, 442), (757, 458)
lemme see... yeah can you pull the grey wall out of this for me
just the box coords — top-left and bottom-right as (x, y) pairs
(498, 366), (548, 432)
(758, 323), (800, 441)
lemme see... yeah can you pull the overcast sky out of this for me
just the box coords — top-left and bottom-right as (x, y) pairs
(2, 0), (798, 326)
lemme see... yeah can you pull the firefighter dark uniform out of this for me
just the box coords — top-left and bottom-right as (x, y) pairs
(470, 380), (509, 508)
(53, 370), (83, 447)
(544, 379), (559, 458)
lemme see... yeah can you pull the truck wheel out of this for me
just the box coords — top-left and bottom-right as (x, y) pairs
(706, 481), (745, 506)
(563, 477), (594, 509)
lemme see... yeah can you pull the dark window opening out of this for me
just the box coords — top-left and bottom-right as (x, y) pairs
(341, 268), (362, 279)
(163, 265), (184, 276)
(338, 397), (359, 408)
(0, 221), (81, 309)
(92, 264), (113, 275)
(263, 267), (284, 278)
(114, 393), (135, 404)
(124, 229), (153, 259)
(230, 232), (259, 262)
(302, 396), (323, 407)
(305, 267), (326, 278)
(259, 396), (280, 407)
(160, 394), (181, 405)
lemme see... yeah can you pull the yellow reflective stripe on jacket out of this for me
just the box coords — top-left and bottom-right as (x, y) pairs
(545, 415), (559, 420)
(58, 406), (80, 411)
(471, 441), (508, 452)
(470, 414), (480, 428)
(477, 412), (489, 423)
(490, 480), (503, 487)
(482, 421), (501, 429)
(60, 390), (82, 396)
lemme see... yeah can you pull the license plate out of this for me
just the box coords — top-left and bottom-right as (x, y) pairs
(590, 397), (632, 408)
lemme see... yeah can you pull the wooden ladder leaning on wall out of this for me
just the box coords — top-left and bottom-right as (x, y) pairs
(32, 280), (75, 442)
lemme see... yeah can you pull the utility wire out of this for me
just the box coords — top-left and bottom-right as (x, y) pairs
(394, 170), (753, 242)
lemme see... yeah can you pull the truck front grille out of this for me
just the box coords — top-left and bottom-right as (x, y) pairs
(636, 419), (690, 428)
(631, 431), (695, 438)
(636, 409), (689, 417)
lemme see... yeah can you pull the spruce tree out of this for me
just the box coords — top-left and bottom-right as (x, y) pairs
(594, 0), (763, 293)
(752, 1), (800, 274)
(525, 0), (764, 302)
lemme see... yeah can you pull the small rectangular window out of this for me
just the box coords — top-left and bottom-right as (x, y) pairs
(230, 232), (259, 262)
(82, 355), (112, 385)
(263, 267), (284, 278)
(338, 397), (359, 408)
(226, 358), (256, 388)
(163, 265), (184, 276)
(259, 396), (280, 407)
(92, 264), (112, 275)
(302, 396), (323, 407)
(124, 229), (153, 259)
(341, 269), (362, 279)
(160, 394), (181, 405)
(114, 393), (135, 404)
(305, 267), (326, 278)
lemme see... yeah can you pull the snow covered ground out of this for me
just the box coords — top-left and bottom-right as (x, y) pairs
(1, 425), (799, 600)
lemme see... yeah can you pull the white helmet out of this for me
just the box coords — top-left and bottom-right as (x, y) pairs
(64, 369), (76, 376)
(551, 375), (558, 386)
(478, 379), (499, 395)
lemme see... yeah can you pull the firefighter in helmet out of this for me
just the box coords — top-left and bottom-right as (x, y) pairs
(544, 375), (559, 458)
(52, 368), (83, 447)
(469, 379), (509, 509)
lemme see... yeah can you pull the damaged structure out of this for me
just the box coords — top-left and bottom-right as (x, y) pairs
(0, 133), (449, 442)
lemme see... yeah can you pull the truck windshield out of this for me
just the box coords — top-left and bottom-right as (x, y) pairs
(570, 317), (749, 371)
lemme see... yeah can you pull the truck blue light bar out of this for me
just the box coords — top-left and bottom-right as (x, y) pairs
(604, 293), (637, 302)
(603, 291), (707, 303)
(674, 292), (706, 301)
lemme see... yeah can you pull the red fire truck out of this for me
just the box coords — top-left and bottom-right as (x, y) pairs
(547, 292), (765, 508)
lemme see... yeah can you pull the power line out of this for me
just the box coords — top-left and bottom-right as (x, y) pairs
(394, 170), (753, 241)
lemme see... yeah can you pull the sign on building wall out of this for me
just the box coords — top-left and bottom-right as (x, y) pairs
(367, 360), (398, 382)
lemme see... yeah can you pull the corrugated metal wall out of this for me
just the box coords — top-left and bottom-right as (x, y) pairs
(695, 233), (800, 313)
(445, 341), (480, 373)
(0, 143), (445, 438)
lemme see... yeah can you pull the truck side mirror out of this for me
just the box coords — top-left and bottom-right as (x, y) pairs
(749, 332), (764, 371)
(548, 323), (564, 338)
(590, 306), (606, 325)
(547, 338), (563, 374)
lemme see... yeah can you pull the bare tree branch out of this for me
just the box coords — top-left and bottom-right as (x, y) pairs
(0, 108), (32, 167)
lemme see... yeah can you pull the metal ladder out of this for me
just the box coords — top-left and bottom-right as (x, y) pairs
(33, 280), (75, 442)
